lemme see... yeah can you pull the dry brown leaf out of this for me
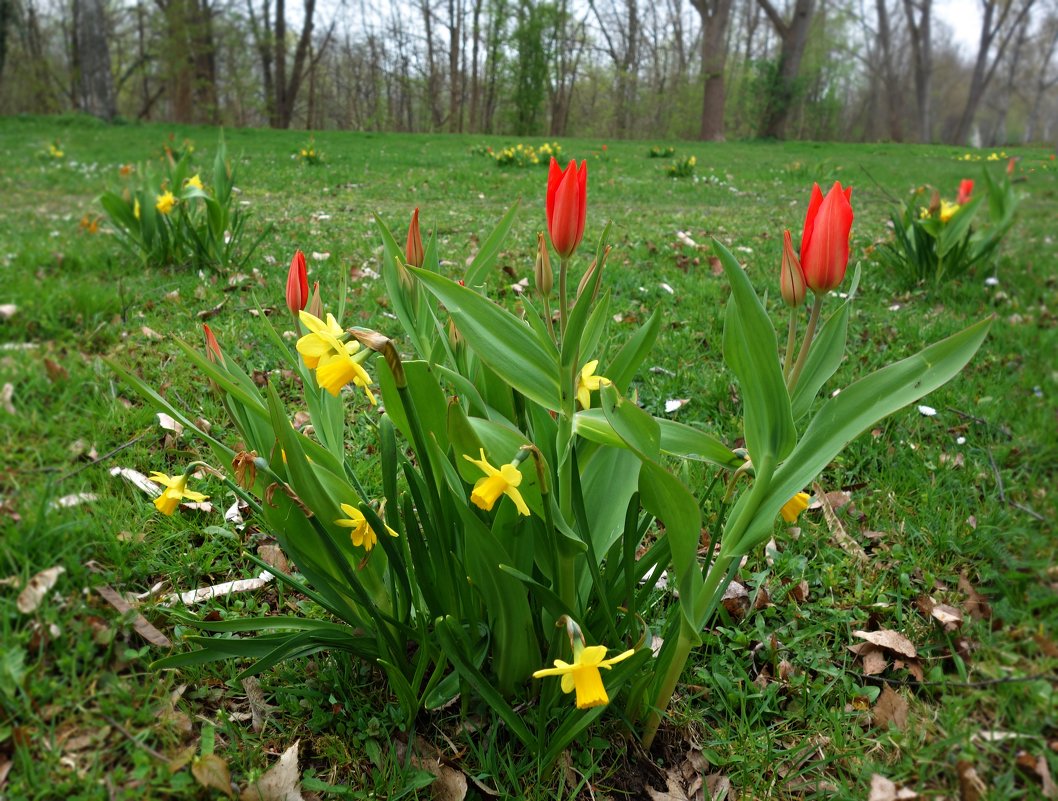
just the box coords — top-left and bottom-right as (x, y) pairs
(1016, 753), (1058, 799)
(646, 769), (691, 801)
(790, 579), (809, 603)
(141, 326), (164, 341)
(0, 304), (16, 320)
(721, 581), (749, 619)
(0, 382), (13, 415)
(157, 412), (184, 436)
(241, 676), (271, 734)
(956, 761), (987, 801)
(853, 630), (918, 659)
(95, 585), (172, 648)
(239, 741), (303, 801)
(850, 643), (889, 675)
(867, 774), (917, 801)
(257, 544), (289, 575)
(0, 756), (11, 789)
(812, 482), (868, 562)
(193, 754), (234, 798)
(394, 740), (468, 801)
(198, 301), (226, 320)
(958, 573), (992, 621)
(17, 566), (66, 613)
(44, 358), (68, 383)
(931, 603), (964, 631)
(873, 685), (909, 730)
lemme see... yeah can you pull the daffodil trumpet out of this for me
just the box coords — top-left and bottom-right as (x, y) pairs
(533, 617), (635, 709)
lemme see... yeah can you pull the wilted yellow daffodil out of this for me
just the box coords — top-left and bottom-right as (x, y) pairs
(155, 191), (176, 215)
(533, 643), (635, 709)
(335, 502), (398, 551)
(463, 449), (530, 515)
(576, 360), (610, 409)
(296, 311), (352, 368)
(780, 491), (810, 523)
(185, 174), (204, 190)
(149, 471), (208, 515)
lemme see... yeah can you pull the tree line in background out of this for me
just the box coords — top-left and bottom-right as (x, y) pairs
(0, 0), (1055, 144)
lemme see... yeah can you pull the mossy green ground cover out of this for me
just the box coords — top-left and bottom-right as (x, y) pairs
(1, 115), (1056, 799)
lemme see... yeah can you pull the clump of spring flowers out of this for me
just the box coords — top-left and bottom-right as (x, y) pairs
(298, 137), (323, 165)
(667, 155), (697, 178)
(648, 145), (675, 158)
(491, 142), (562, 168)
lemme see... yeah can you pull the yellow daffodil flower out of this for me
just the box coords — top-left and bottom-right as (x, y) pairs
(49, 144), (64, 158)
(463, 449), (530, 516)
(149, 471), (208, 515)
(155, 190), (176, 215)
(576, 360), (610, 409)
(939, 200), (960, 223)
(185, 174), (203, 190)
(335, 502), (398, 551)
(296, 310), (353, 368)
(780, 491), (810, 523)
(533, 643), (635, 709)
(316, 348), (376, 401)
(133, 198), (141, 220)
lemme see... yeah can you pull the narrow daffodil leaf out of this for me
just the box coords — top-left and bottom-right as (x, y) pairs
(464, 200), (520, 288)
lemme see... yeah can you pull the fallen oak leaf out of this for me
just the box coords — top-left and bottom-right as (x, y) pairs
(240, 741), (303, 801)
(873, 685), (909, 730)
(17, 566), (66, 613)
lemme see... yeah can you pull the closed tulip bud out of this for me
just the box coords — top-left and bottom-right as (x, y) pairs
(546, 158), (587, 259)
(800, 181), (854, 295)
(956, 179), (974, 205)
(405, 208), (424, 268)
(780, 229), (806, 308)
(286, 250), (308, 315)
(534, 232), (553, 297)
(307, 281), (322, 319)
(1006, 157), (1016, 176)
(576, 245), (610, 303)
(202, 324), (223, 365)
(927, 188), (941, 217)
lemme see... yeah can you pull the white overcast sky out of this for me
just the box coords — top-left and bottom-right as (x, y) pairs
(935, 0), (984, 53)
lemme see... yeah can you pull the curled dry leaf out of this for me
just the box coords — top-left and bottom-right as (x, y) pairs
(50, 492), (98, 509)
(239, 741), (302, 801)
(17, 566), (66, 613)
(853, 629), (918, 660)
(157, 412), (184, 436)
(110, 466), (161, 497)
(958, 573), (992, 621)
(163, 570), (273, 606)
(665, 398), (691, 413)
(0, 303), (16, 320)
(812, 482), (868, 563)
(720, 581), (749, 619)
(956, 761), (987, 801)
(930, 603), (964, 631)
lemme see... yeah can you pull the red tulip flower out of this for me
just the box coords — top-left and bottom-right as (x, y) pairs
(546, 158), (587, 259)
(286, 250), (308, 316)
(800, 182), (854, 295)
(956, 179), (974, 205)
(202, 324), (223, 364)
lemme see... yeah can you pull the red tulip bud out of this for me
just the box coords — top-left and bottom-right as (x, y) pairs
(202, 324), (223, 365)
(405, 208), (424, 268)
(780, 229), (806, 308)
(1006, 157), (1016, 176)
(956, 179), (974, 205)
(546, 158), (587, 259)
(800, 182), (853, 295)
(286, 250), (308, 315)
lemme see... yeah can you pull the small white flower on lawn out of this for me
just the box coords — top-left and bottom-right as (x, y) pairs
(956, 436), (967, 445)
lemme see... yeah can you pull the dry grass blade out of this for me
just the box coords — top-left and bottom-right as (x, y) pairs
(812, 482), (868, 562)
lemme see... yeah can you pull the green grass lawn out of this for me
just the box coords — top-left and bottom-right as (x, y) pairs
(1, 114), (1056, 800)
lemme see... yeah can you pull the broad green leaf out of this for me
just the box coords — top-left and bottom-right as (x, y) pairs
(464, 200), (520, 287)
(376, 357), (450, 454)
(790, 276), (857, 422)
(747, 316), (992, 553)
(606, 309), (661, 393)
(656, 418), (742, 468)
(715, 239), (795, 463)
(599, 383), (660, 458)
(412, 267), (561, 410)
(938, 196), (983, 257)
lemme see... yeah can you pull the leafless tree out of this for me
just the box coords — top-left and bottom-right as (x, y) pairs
(756, 0), (816, 138)
(691, 0), (735, 140)
(902, 0), (932, 141)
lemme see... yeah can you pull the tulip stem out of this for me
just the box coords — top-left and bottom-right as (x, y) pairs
(782, 310), (798, 381)
(541, 295), (556, 342)
(787, 294), (823, 393)
(558, 256), (569, 338)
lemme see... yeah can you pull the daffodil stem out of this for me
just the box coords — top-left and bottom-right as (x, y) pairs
(782, 310), (798, 381)
(786, 294), (823, 393)
(641, 618), (695, 749)
(558, 256), (570, 338)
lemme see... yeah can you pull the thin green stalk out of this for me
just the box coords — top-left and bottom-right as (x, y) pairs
(782, 309), (798, 381)
(541, 294), (556, 342)
(786, 294), (824, 392)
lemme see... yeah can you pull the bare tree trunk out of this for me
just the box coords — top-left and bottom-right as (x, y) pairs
(447, 0), (462, 131)
(902, 0), (932, 141)
(875, 0), (903, 140)
(468, 0), (483, 131)
(1024, 15), (1058, 143)
(691, 0), (734, 141)
(950, 0), (1037, 145)
(74, 0), (116, 119)
(756, 0), (815, 139)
